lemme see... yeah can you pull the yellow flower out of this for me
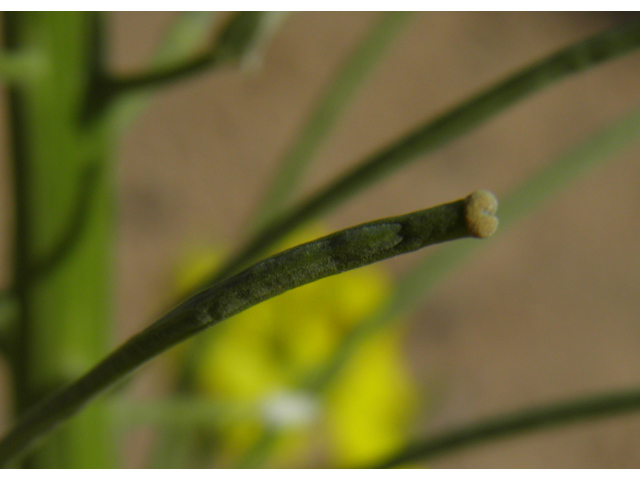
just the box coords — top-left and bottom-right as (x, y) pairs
(174, 225), (417, 466)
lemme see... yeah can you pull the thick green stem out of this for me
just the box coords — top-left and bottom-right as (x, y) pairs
(372, 389), (640, 468)
(235, 103), (640, 468)
(169, 13), (414, 449)
(0, 11), (289, 468)
(4, 12), (115, 467)
(203, 20), (640, 287)
(0, 191), (497, 466)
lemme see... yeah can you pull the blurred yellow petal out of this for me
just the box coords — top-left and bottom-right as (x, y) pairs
(174, 247), (225, 296)
(277, 311), (340, 375)
(277, 224), (328, 252)
(328, 265), (390, 328)
(196, 302), (285, 399)
(323, 326), (416, 465)
(176, 223), (417, 467)
(217, 420), (263, 464)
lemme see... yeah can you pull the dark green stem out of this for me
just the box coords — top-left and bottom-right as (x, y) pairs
(359, 105), (640, 468)
(95, 12), (281, 108)
(0, 191), (497, 466)
(170, 12), (413, 437)
(308, 102), (640, 397)
(371, 389), (640, 468)
(101, 47), (220, 96)
(203, 20), (640, 286)
(0, 288), (18, 355)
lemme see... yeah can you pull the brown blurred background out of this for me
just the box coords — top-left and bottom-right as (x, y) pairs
(3, 11), (640, 467)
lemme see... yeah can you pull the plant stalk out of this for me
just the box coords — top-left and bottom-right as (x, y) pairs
(3, 12), (115, 468)
(0, 191), (497, 466)
(372, 388), (640, 468)
(202, 20), (640, 287)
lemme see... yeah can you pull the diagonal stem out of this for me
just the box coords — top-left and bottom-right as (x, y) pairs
(238, 102), (640, 468)
(201, 20), (640, 288)
(0, 191), (498, 466)
(97, 12), (285, 106)
(307, 104), (640, 392)
(371, 388), (640, 468)
(83, 12), (287, 125)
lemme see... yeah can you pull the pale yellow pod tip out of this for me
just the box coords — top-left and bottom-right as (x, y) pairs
(464, 190), (499, 238)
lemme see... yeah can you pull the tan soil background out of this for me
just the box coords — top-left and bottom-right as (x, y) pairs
(3, 11), (640, 468)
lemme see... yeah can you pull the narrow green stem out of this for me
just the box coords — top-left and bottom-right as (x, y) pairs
(337, 105), (640, 468)
(371, 388), (640, 468)
(0, 191), (498, 466)
(202, 20), (640, 287)
(100, 12), (218, 139)
(105, 46), (221, 94)
(98, 12), (284, 105)
(253, 12), (413, 230)
(309, 103), (640, 393)
(83, 12), (286, 124)
(170, 14), (413, 453)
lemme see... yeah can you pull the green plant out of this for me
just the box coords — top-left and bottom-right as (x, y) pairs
(1, 12), (640, 468)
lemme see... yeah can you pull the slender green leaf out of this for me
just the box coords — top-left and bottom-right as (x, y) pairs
(254, 12), (413, 230)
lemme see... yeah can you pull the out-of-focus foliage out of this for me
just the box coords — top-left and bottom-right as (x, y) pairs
(174, 225), (417, 466)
